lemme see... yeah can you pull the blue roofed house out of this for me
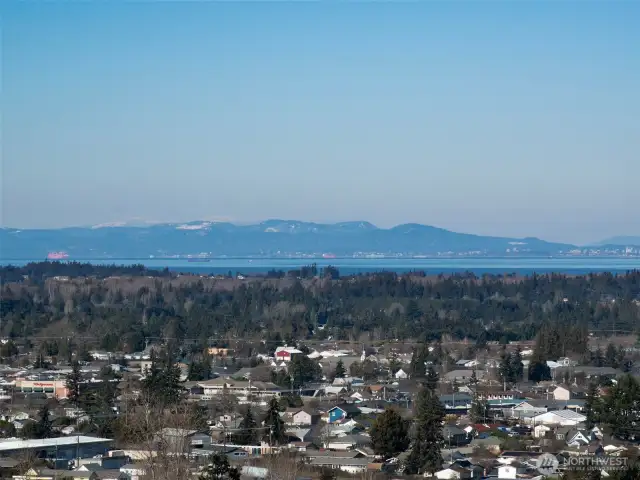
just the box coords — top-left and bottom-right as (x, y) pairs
(327, 404), (361, 424)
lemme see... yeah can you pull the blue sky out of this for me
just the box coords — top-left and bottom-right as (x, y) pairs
(2, 1), (638, 244)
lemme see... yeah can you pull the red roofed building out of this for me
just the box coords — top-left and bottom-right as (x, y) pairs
(274, 346), (303, 362)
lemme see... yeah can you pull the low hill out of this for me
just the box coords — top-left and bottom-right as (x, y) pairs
(0, 220), (578, 258)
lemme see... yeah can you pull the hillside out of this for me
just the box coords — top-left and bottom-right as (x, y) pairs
(0, 220), (581, 259)
(597, 236), (640, 246)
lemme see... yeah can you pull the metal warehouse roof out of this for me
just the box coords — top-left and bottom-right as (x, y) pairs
(0, 435), (112, 452)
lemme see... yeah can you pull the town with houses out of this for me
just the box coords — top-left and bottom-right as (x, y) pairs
(0, 339), (638, 480)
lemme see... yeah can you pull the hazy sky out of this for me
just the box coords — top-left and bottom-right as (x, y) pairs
(2, 2), (639, 244)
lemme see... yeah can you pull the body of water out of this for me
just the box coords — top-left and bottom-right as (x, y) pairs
(2, 257), (640, 275)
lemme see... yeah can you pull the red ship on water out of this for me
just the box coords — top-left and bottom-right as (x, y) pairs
(47, 251), (69, 260)
(322, 253), (336, 259)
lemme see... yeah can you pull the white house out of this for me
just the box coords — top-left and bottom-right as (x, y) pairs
(498, 465), (517, 479)
(552, 385), (584, 401)
(433, 467), (470, 479)
(350, 392), (365, 402)
(556, 357), (577, 367)
(434, 467), (471, 479)
(566, 429), (593, 447)
(533, 424), (552, 438)
(553, 386), (572, 401)
(394, 368), (408, 379)
(283, 408), (318, 426)
(323, 386), (347, 396)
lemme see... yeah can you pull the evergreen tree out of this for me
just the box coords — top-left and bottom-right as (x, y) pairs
(234, 407), (258, 445)
(528, 345), (551, 383)
(189, 354), (213, 381)
(334, 359), (346, 379)
(188, 360), (203, 381)
(469, 393), (489, 423)
(289, 355), (322, 388)
(409, 346), (427, 378)
(79, 367), (119, 438)
(199, 453), (241, 480)
(592, 347), (605, 367)
(424, 366), (439, 392)
(35, 404), (53, 439)
(469, 368), (479, 388)
(369, 408), (410, 459)
(528, 358), (551, 382)
(498, 347), (511, 383)
(0, 340), (18, 358)
(33, 351), (48, 369)
(20, 421), (40, 439)
(161, 354), (184, 405)
(511, 347), (524, 382)
(0, 420), (16, 438)
(406, 300), (422, 321)
(141, 349), (184, 406)
(141, 350), (163, 398)
(431, 341), (444, 364)
(604, 344), (619, 368)
(405, 387), (444, 475)
(66, 360), (82, 407)
(201, 351), (213, 379)
(264, 398), (286, 445)
(584, 382), (600, 429)
(600, 374), (640, 440)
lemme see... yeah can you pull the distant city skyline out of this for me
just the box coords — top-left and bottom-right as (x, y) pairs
(2, 1), (639, 245)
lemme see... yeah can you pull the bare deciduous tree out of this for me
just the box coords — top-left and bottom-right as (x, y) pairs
(117, 397), (205, 480)
(260, 451), (308, 480)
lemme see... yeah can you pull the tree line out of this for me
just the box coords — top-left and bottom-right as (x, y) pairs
(1, 263), (639, 352)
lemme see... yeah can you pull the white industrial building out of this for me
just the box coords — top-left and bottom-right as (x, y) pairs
(527, 410), (586, 426)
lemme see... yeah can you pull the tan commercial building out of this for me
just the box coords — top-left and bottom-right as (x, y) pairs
(14, 379), (69, 399)
(206, 347), (232, 357)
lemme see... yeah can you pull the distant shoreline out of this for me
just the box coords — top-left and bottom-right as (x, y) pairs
(2, 257), (639, 276)
(2, 255), (640, 261)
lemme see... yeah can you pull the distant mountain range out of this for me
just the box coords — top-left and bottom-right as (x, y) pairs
(0, 220), (638, 259)
(596, 236), (640, 247)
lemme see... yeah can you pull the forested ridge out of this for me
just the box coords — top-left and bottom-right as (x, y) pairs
(1, 262), (639, 353)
